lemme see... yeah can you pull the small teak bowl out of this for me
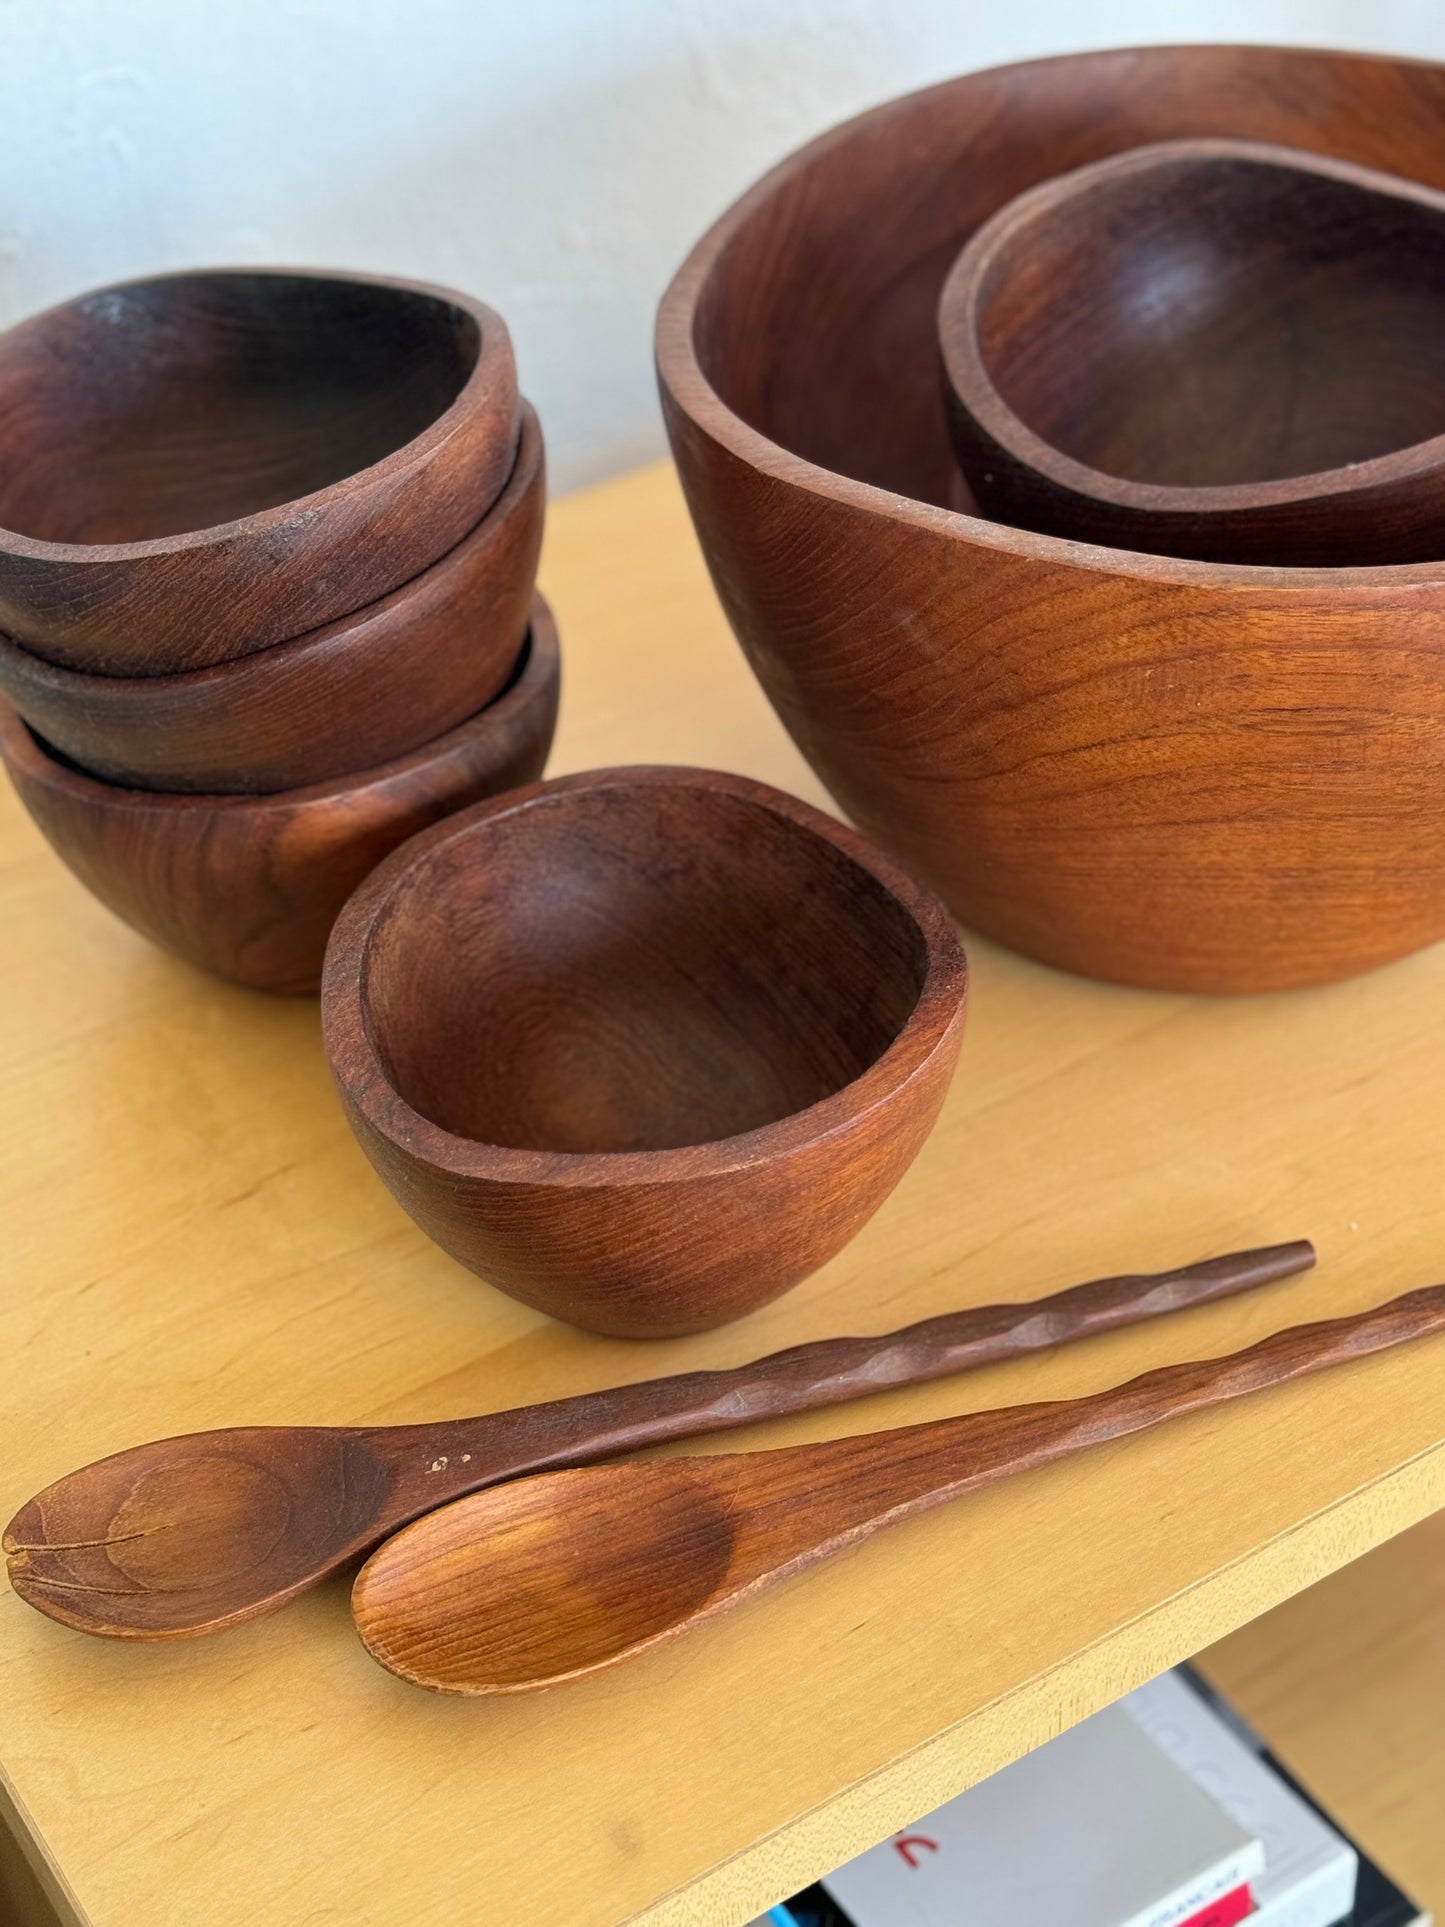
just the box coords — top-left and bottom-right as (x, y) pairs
(321, 768), (967, 1338)
(939, 138), (1445, 566)
(0, 268), (519, 674)
(0, 405), (545, 793)
(0, 598), (560, 994)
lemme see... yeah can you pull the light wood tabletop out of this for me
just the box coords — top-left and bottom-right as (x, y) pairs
(4, 460), (1445, 1927)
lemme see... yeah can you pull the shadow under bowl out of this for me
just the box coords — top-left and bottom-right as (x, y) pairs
(321, 767), (967, 1337)
(0, 404), (545, 793)
(0, 597), (560, 994)
(656, 44), (1445, 992)
(940, 138), (1445, 567)
(0, 268), (519, 674)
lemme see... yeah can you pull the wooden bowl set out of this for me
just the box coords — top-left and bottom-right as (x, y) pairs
(24, 47), (1445, 1697)
(0, 268), (553, 993)
(0, 268), (971, 1336)
(15, 47), (1445, 1340)
(657, 44), (1445, 993)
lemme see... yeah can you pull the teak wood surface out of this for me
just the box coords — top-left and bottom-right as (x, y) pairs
(322, 765), (966, 1336)
(0, 270), (519, 675)
(5, 460), (1445, 1927)
(353, 1287), (1445, 1695)
(5, 1245), (1311, 1640)
(0, 403), (545, 794)
(939, 139), (1445, 566)
(0, 602), (559, 994)
(657, 44), (1445, 994)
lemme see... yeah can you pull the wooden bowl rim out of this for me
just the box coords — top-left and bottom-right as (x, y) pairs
(938, 136), (1445, 518)
(654, 41), (1445, 588)
(0, 266), (513, 565)
(321, 765), (968, 1189)
(0, 592), (559, 817)
(0, 403), (545, 700)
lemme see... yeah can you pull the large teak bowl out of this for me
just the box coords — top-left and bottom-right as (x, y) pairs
(0, 269), (519, 674)
(0, 405), (545, 793)
(656, 45), (1445, 992)
(0, 600), (559, 994)
(939, 139), (1445, 567)
(321, 767), (967, 1338)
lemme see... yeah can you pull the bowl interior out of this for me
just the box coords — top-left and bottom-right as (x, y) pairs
(682, 49), (1445, 511)
(361, 784), (930, 1155)
(0, 274), (481, 545)
(972, 149), (1445, 487)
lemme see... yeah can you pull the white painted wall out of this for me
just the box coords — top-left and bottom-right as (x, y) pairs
(2, 1), (1443, 489)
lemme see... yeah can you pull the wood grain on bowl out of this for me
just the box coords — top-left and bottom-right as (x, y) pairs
(0, 269), (519, 673)
(656, 45), (1445, 991)
(0, 598), (559, 994)
(0, 405), (544, 792)
(940, 139), (1445, 566)
(322, 767), (967, 1337)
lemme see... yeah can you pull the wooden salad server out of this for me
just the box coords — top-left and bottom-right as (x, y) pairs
(351, 1281), (1445, 1696)
(5, 1241), (1312, 1640)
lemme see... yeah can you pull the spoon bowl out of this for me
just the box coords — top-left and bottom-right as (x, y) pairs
(356, 1465), (735, 1692)
(4, 1430), (391, 1637)
(939, 139), (1445, 565)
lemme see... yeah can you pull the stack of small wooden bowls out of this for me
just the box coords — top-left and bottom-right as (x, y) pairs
(0, 267), (559, 992)
(0, 265), (970, 1343)
(657, 45), (1445, 994)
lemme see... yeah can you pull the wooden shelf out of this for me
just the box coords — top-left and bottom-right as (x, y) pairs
(3, 461), (1445, 1927)
(1201, 1506), (1445, 1918)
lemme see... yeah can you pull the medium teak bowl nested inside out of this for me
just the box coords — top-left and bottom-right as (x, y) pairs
(322, 767), (967, 1336)
(940, 138), (1445, 565)
(0, 268), (519, 673)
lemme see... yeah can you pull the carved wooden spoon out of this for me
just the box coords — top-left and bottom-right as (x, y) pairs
(4, 1241), (1311, 1640)
(351, 1281), (1445, 1695)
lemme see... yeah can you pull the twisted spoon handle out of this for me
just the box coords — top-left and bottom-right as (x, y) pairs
(748, 1282), (1445, 1542)
(372, 1241), (1314, 1500)
(347, 1278), (1443, 1701)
